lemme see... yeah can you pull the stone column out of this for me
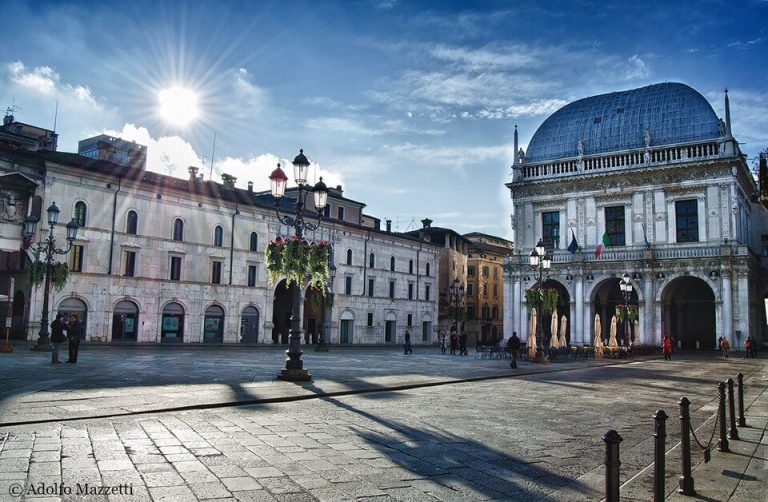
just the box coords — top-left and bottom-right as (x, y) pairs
(575, 277), (584, 344)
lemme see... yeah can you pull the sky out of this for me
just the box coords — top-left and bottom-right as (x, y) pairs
(1, 0), (766, 239)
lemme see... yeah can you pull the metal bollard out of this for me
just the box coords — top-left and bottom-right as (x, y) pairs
(718, 382), (729, 452)
(737, 373), (746, 427)
(603, 430), (623, 502)
(727, 378), (739, 440)
(653, 410), (668, 502)
(678, 397), (696, 495)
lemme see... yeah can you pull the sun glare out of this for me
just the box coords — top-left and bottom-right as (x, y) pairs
(157, 86), (199, 126)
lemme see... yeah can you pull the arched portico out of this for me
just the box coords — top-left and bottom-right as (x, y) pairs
(660, 276), (716, 350)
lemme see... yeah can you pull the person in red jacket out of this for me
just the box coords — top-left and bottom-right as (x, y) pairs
(662, 335), (673, 361)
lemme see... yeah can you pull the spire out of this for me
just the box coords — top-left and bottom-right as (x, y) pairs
(513, 125), (519, 165)
(724, 88), (732, 137)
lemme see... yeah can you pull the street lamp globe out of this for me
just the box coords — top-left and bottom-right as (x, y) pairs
(312, 177), (329, 212)
(46, 202), (60, 226)
(269, 164), (288, 199)
(66, 219), (79, 241)
(23, 214), (39, 237)
(535, 239), (545, 257)
(529, 249), (539, 267)
(292, 149), (310, 185)
(542, 252), (552, 270)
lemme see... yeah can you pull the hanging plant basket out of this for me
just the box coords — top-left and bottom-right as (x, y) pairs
(266, 236), (331, 290)
(616, 304), (638, 322)
(524, 287), (559, 315)
(29, 261), (70, 292)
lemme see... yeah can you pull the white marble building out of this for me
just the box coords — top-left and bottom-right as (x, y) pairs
(504, 83), (767, 351)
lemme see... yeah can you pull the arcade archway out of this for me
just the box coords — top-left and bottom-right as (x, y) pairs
(542, 279), (570, 346)
(661, 277), (716, 350)
(272, 280), (297, 344)
(592, 277), (638, 346)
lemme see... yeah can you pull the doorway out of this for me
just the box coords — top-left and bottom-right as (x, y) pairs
(112, 300), (138, 341)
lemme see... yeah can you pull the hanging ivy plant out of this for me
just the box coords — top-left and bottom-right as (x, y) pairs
(265, 236), (331, 290)
(616, 304), (639, 322)
(29, 261), (70, 292)
(524, 288), (559, 315)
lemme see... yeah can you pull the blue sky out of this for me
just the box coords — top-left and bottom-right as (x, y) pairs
(2, 0), (766, 239)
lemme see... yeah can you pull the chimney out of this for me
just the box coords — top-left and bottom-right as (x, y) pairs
(188, 166), (199, 181)
(386, 219), (392, 233)
(421, 218), (432, 229)
(247, 181), (253, 193)
(221, 173), (237, 189)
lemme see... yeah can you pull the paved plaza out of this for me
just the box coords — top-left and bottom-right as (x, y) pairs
(0, 344), (765, 501)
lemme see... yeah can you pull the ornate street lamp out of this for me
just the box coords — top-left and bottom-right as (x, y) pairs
(268, 150), (329, 381)
(448, 277), (465, 353)
(620, 272), (633, 346)
(24, 202), (79, 351)
(529, 238), (552, 363)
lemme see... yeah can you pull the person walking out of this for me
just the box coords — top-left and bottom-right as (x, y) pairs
(508, 331), (521, 368)
(748, 336), (757, 358)
(459, 331), (468, 356)
(720, 336), (730, 358)
(66, 314), (83, 363)
(439, 331), (447, 355)
(403, 330), (412, 355)
(450, 331), (458, 355)
(50, 313), (66, 364)
(662, 334), (673, 361)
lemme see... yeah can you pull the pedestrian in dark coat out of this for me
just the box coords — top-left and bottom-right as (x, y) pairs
(459, 331), (468, 356)
(403, 330), (412, 354)
(50, 314), (66, 364)
(450, 331), (458, 355)
(66, 314), (83, 363)
(508, 331), (521, 368)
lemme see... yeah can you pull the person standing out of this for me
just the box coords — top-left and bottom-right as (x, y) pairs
(439, 331), (447, 355)
(749, 336), (757, 358)
(508, 331), (521, 368)
(662, 335), (673, 361)
(50, 314), (66, 364)
(720, 337), (730, 358)
(459, 331), (468, 356)
(66, 314), (83, 363)
(403, 330), (412, 355)
(450, 331), (458, 355)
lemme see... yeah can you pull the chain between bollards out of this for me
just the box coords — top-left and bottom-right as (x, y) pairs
(737, 373), (746, 427)
(678, 397), (696, 495)
(653, 410), (668, 502)
(726, 378), (739, 440)
(717, 381), (729, 452)
(603, 430), (623, 502)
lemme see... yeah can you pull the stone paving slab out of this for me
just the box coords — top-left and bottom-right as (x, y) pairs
(0, 346), (765, 501)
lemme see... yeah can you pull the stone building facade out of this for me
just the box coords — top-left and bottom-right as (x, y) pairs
(0, 142), (440, 346)
(504, 83), (766, 351)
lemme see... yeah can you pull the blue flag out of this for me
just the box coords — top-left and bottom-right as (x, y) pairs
(567, 230), (579, 254)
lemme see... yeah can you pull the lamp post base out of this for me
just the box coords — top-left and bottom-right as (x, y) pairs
(532, 352), (549, 364)
(277, 368), (312, 382)
(31, 338), (51, 351)
(0, 343), (12, 353)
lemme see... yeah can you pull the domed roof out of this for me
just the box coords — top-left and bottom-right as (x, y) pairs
(525, 83), (721, 163)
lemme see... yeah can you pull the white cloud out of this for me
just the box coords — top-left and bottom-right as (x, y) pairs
(624, 55), (649, 80)
(307, 116), (444, 136)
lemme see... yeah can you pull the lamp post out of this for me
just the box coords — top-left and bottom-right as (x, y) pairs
(268, 150), (329, 381)
(620, 272), (633, 346)
(316, 261), (335, 352)
(529, 238), (552, 363)
(23, 202), (79, 351)
(448, 277), (464, 350)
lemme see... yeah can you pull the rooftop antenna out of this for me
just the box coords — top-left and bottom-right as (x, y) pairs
(209, 131), (217, 179)
(52, 100), (59, 132)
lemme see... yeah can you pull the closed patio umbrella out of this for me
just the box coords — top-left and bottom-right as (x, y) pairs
(608, 315), (619, 348)
(528, 308), (538, 360)
(559, 315), (568, 347)
(594, 313), (603, 348)
(550, 312), (560, 349)
(632, 319), (640, 346)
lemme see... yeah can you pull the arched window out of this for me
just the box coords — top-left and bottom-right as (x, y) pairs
(409, 260), (414, 274)
(369, 253), (375, 268)
(426, 263), (430, 276)
(390, 256), (395, 271)
(73, 201), (87, 227)
(126, 210), (138, 235)
(173, 218), (184, 241)
(346, 249), (352, 265)
(250, 232), (258, 252)
(214, 225), (223, 247)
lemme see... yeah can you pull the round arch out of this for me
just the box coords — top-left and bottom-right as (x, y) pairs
(161, 301), (185, 343)
(57, 297), (89, 339)
(112, 299), (139, 342)
(661, 276), (716, 350)
(240, 306), (260, 344)
(272, 279), (296, 344)
(203, 304), (225, 343)
(339, 309), (355, 344)
(589, 277), (639, 347)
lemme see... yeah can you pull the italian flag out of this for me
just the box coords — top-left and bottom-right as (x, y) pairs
(594, 232), (610, 258)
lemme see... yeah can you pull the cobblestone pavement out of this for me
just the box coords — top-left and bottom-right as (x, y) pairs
(0, 345), (765, 501)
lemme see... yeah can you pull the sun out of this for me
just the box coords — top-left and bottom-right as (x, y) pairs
(157, 86), (199, 126)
